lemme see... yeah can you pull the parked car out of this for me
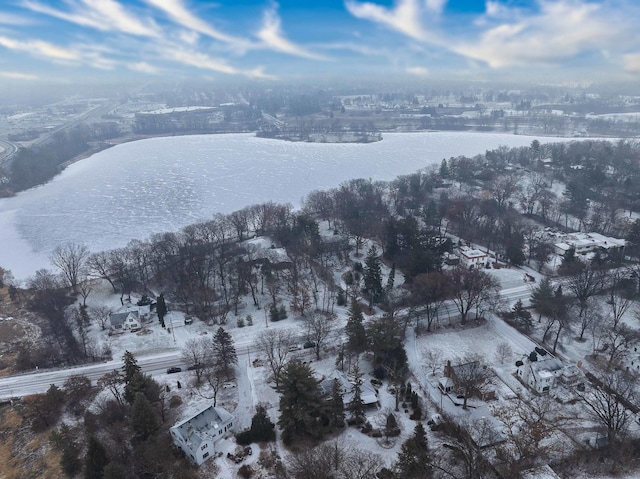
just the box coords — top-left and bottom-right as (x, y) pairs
(303, 341), (316, 349)
(184, 316), (194, 325)
(288, 344), (302, 352)
(167, 366), (182, 374)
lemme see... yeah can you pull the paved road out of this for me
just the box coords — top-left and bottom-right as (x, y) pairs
(0, 337), (260, 400)
(0, 139), (17, 166)
(0, 283), (535, 400)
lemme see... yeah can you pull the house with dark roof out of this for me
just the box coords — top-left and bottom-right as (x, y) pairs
(109, 310), (141, 333)
(170, 405), (234, 465)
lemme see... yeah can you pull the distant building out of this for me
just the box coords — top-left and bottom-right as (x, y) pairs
(170, 405), (234, 465)
(554, 232), (625, 256)
(457, 246), (489, 269)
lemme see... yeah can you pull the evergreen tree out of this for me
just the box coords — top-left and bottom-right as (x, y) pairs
(394, 423), (433, 479)
(212, 327), (238, 380)
(156, 293), (167, 328)
(512, 299), (533, 330)
(130, 392), (159, 441)
(386, 263), (396, 292)
(84, 436), (109, 479)
(345, 300), (367, 355)
(49, 423), (81, 477)
(348, 364), (366, 424)
(530, 277), (554, 322)
(439, 158), (449, 178)
(101, 463), (126, 479)
(124, 371), (161, 404)
(121, 350), (141, 384)
(277, 361), (323, 443)
(327, 378), (345, 429)
(363, 245), (383, 306)
(249, 405), (276, 442)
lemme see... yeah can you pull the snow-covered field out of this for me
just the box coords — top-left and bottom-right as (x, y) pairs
(0, 131), (577, 280)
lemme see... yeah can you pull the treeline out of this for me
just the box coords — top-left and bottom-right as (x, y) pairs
(6, 122), (120, 194)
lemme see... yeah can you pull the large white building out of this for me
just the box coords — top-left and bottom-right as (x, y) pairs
(170, 405), (234, 465)
(554, 232), (625, 256)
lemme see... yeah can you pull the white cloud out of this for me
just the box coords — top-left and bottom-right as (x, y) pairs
(424, 0), (447, 14)
(345, 0), (426, 41)
(0, 12), (32, 25)
(256, 6), (326, 60)
(623, 53), (640, 73)
(0, 35), (79, 61)
(406, 65), (429, 76)
(144, 0), (250, 48)
(452, 0), (625, 68)
(21, 0), (160, 37)
(0, 71), (37, 80)
(128, 61), (160, 74)
(161, 46), (274, 79)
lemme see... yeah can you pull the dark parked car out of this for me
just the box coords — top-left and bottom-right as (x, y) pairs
(303, 341), (316, 349)
(167, 367), (182, 374)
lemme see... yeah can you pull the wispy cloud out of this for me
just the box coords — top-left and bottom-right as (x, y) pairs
(144, 0), (250, 47)
(161, 46), (274, 79)
(256, 5), (327, 60)
(21, 0), (160, 37)
(345, 0), (427, 41)
(0, 35), (79, 61)
(0, 12), (32, 25)
(128, 61), (159, 74)
(0, 71), (37, 80)
(406, 65), (429, 76)
(452, 1), (621, 68)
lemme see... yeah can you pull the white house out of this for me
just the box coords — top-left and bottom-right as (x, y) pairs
(109, 310), (141, 333)
(170, 405), (235, 465)
(457, 246), (489, 269)
(516, 352), (581, 394)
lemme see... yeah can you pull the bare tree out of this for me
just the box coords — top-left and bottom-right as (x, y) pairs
(494, 342), (513, 364)
(50, 242), (89, 293)
(181, 337), (212, 385)
(445, 267), (500, 324)
(304, 311), (335, 360)
(564, 262), (604, 340)
(607, 269), (635, 330)
(601, 321), (639, 370)
(577, 369), (636, 442)
(287, 440), (384, 479)
(255, 328), (295, 388)
(90, 305), (112, 331)
(494, 396), (569, 478)
(450, 355), (492, 410)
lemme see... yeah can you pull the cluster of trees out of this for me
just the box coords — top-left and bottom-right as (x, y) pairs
(8, 123), (120, 194)
(19, 351), (197, 479)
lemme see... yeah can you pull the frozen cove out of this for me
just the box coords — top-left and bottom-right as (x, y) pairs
(1, 132), (570, 279)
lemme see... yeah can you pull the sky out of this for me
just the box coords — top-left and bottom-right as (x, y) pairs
(0, 0), (639, 84)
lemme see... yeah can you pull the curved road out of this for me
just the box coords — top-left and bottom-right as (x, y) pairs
(0, 139), (17, 166)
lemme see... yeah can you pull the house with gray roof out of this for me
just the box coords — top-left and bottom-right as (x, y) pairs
(170, 405), (234, 465)
(109, 310), (141, 333)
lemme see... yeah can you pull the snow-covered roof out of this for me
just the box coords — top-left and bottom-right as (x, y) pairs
(459, 246), (487, 259)
(320, 370), (378, 406)
(530, 357), (564, 376)
(171, 405), (234, 450)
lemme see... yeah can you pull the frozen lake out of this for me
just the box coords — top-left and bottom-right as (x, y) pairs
(1, 132), (567, 279)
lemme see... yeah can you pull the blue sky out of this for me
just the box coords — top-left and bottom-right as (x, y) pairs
(0, 0), (638, 84)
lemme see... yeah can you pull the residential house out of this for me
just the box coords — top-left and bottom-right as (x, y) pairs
(516, 350), (582, 394)
(442, 360), (495, 401)
(457, 246), (489, 269)
(170, 405), (234, 465)
(320, 370), (379, 408)
(109, 310), (141, 333)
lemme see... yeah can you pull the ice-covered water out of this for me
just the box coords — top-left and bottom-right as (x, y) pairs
(0, 132), (567, 279)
